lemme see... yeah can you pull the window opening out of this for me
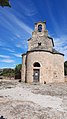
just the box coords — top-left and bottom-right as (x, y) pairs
(38, 42), (41, 46)
(33, 62), (40, 67)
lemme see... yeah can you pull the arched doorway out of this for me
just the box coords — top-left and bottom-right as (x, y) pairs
(33, 62), (40, 82)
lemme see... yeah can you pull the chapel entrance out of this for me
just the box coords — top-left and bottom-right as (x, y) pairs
(33, 69), (40, 82)
(33, 62), (40, 82)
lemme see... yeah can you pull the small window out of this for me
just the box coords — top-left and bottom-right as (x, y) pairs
(38, 24), (42, 32)
(38, 42), (41, 46)
(33, 62), (40, 67)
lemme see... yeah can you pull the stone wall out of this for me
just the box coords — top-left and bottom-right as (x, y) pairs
(53, 54), (64, 82)
(21, 54), (26, 82)
(28, 36), (53, 52)
(25, 51), (64, 83)
(28, 21), (53, 52)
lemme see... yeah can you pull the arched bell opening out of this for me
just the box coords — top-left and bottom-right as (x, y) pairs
(38, 24), (42, 32)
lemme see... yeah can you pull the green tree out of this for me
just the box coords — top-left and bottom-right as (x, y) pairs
(0, 0), (11, 7)
(0, 69), (3, 76)
(15, 64), (22, 79)
(2, 68), (15, 78)
(64, 61), (67, 75)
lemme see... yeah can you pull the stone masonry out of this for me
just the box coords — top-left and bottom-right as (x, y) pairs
(21, 21), (64, 84)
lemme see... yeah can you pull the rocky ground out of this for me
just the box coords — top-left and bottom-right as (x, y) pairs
(0, 80), (67, 119)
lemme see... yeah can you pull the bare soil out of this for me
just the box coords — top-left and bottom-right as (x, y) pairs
(0, 80), (67, 119)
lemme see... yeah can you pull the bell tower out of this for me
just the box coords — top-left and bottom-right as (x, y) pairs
(32, 21), (48, 37)
(28, 21), (54, 51)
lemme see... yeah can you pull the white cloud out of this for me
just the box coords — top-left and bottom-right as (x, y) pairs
(16, 44), (22, 48)
(0, 59), (14, 63)
(53, 36), (67, 61)
(0, 55), (10, 59)
(0, 9), (33, 35)
(1, 66), (15, 69)
(14, 17), (33, 34)
(14, 0), (37, 16)
(0, 40), (6, 47)
(0, 55), (15, 63)
(16, 34), (21, 38)
(3, 48), (15, 53)
(16, 40), (28, 49)
(13, 53), (21, 58)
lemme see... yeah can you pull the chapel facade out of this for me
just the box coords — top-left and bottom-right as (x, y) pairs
(21, 21), (64, 84)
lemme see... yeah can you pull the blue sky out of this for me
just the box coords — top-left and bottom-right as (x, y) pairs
(0, 0), (67, 68)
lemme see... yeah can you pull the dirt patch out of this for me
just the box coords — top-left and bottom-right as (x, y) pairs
(32, 83), (67, 96)
(0, 80), (67, 119)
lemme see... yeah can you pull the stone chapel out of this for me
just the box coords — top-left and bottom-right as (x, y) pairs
(21, 21), (64, 83)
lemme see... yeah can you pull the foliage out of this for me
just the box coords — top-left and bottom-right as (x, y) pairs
(1, 68), (15, 77)
(0, 0), (11, 7)
(15, 64), (22, 79)
(0, 64), (22, 80)
(0, 69), (3, 76)
(64, 61), (67, 75)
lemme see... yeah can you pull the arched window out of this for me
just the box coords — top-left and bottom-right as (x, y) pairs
(38, 24), (42, 32)
(33, 62), (40, 67)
